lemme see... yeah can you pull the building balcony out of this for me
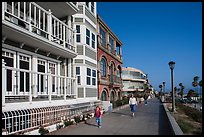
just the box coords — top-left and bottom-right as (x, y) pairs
(2, 61), (77, 106)
(98, 76), (109, 86)
(122, 77), (147, 82)
(36, 2), (79, 19)
(97, 42), (122, 63)
(2, 2), (77, 58)
(109, 75), (122, 87)
(122, 86), (144, 92)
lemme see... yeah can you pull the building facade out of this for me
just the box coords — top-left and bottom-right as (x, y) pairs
(122, 67), (147, 96)
(72, 2), (98, 100)
(2, 2), (100, 135)
(97, 15), (123, 104)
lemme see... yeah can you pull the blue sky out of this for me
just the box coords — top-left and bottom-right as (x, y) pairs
(97, 2), (202, 92)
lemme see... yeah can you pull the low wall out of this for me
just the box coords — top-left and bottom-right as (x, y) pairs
(162, 103), (183, 135)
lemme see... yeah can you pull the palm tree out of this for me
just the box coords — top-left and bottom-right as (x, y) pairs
(178, 83), (184, 99)
(144, 83), (149, 91)
(174, 87), (177, 97)
(187, 89), (195, 98)
(193, 76), (199, 93)
(177, 88), (180, 96)
(199, 80), (202, 101)
(159, 85), (162, 96)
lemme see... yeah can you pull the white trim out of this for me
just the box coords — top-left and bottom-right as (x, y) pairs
(2, 43), (62, 63)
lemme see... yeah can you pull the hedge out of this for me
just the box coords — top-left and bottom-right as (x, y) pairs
(176, 103), (202, 123)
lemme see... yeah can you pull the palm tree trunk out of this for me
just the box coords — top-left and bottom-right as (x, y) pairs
(200, 87), (202, 102)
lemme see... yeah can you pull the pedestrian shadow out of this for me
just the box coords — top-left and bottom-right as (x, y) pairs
(85, 121), (98, 127)
(111, 111), (131, 117)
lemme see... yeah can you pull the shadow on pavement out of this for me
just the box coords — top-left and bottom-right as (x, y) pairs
(111, 111), (132, 117)
(159, 102), (173, 135)
(85, 121), (98, 127)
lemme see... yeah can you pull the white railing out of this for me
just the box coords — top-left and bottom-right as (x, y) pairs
(2, 101), (101, 135)
(51, 15), (74, 50)
(2, 2), (75, 52)
(2, 61), (77, 105)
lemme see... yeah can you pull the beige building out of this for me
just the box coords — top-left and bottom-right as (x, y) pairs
(122, 67), (148, 96)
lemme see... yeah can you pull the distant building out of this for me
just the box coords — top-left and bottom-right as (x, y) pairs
(122, 67), (147, 96)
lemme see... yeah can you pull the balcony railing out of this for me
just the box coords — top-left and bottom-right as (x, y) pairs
(2, 2), (75, 52)
(2, 61), (77, 106)
(109, 74), (122, 86)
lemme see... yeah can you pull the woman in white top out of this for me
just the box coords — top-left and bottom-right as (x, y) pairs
(129, 94), (137, 117)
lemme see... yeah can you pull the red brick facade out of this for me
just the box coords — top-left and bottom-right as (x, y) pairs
(97, 46), (123, 102)
(97, 15), (123, 103)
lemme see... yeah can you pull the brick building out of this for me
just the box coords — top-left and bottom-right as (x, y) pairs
(97, 15), (123, 105)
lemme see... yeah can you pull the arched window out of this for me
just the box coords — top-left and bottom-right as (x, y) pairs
(117, 65), (121, 78)
(101, 90), (107, 101)
(100, 58), (106, 77)
(110, 91), (114, 101)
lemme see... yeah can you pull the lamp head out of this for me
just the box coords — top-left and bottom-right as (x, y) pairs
(168, 61), (175, 70)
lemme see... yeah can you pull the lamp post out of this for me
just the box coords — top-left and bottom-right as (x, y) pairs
(163, 81), (165, 102)
(168, 61), (175, 112)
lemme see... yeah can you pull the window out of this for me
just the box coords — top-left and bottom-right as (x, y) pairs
(116, 42), (121, 55)
(91, 2), (94, 13)
(76, 35), (80, 43)
(49, 62), (56, 92)
(117, 69), (120, 77)
(109, 37), (114, 53)
(100, 58), (106, 77)
(76, 25), (81, 43)
(76, 25), (80, 33)
(87, 68), (91, 85)
(86, 2), (89, 7)
(92, 70), (96, 85)
(76, 67), (80, 75)
(86, 28), (90, 45)
(76, 67), (80, 85)
(92, 33), (95, 49)
(99, 27), (106, 47)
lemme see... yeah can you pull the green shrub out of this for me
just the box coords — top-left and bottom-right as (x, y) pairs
(38, 126), (49, 135)
(115, 100), (122, 107)
(176, 103), (202, 123)
(74, 116), (81, 123)
(64, 120), (73, 127)
(177, 119), (193, 133)
(122, 98), (129, 104)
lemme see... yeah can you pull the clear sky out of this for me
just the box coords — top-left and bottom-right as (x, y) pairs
(97, 2), (202, 92)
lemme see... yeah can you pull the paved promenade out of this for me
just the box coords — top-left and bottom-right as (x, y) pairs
(49, 98), (173, 135)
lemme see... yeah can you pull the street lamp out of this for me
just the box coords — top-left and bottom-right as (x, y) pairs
(168, 61), (175, 112)
(163, 81), (166, 102)
(163, 81), (165, 94)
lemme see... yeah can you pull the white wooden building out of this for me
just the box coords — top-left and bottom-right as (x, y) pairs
(2, 2), (100, 135)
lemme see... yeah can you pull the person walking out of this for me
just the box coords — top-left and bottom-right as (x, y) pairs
(95, 106), (102, 128)
(129, 94), (137, 117)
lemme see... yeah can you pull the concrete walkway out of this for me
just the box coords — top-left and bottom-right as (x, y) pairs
(49, 98), (173, 135)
